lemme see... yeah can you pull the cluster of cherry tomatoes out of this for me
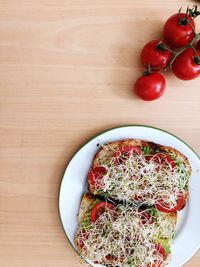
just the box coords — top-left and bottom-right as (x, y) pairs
(134, 6), (200, 101)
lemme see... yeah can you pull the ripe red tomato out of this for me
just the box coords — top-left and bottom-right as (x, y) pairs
(163, 13), (195, 49)
(141, 40), (172, 70)
(146, 154), (176, 170)
(147, 244), (166, 267)
(134, 73), (166, 101)
(87, 166), (107, 186)
(155, 194), (184, 213)
(196, 39), (200, 51)
(172, 48), (200, 80)
(139, 211), (153, 224)
(90, 201), (116, 222)
(114, 145), (142, 164)
(155, 244), (167, 259)
(116, 145), (142, 156)
(78, 232), (89, 250)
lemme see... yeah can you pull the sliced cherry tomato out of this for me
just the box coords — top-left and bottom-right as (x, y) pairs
(115, 145), (142, 156)
(146, 153), (176, 170)
(139, 211), (153, 224)
(114, 145), (142, 164)
(172, 48), (200, 80)
(155, 244), (167, 259)
(141, 40), (172, 71)
(105, 254), (118, 261)
(147, 261), (163, 267)
(155, 194), (184, 213)
(87, 166), (107, 186)
(134, 73), (166, 101)
(134, 194), (146, 202)
(90, 201), (116, 222)
(147, 244), (166, 267)
(78, 232), (89, 250)
(162, 155), (176, 169)
(163, 13), (195, 49)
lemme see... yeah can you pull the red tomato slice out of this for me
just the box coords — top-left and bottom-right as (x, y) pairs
(114, 145), (142, 164)
(78, 232), (89, 250)
(146, 244), (166, 267)
(147, 262), (162, 267)
(139, 211), (153, 224)
(147, 261), (163, 267)
(87, 166), (107, 186)
(146, 153), (176, 170)
(155, 194), (184, 213)
(155, 244), (167, 259)
(95, 254), (118, 264)
(105, 254), (118, 261)
(90, 201), (116, 222)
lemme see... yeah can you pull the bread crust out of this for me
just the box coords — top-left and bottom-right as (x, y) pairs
(74, 193), (96, 256)
(77, 193), (96, 224)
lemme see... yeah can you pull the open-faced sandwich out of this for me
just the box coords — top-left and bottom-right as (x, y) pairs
(87, 139), (191, 213)
(75, 193), (177, 267)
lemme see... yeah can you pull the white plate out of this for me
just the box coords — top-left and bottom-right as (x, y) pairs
(58, 125), (200, 267)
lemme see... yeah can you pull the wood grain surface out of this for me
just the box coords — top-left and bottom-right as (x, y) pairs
(0, 0), (200, 266)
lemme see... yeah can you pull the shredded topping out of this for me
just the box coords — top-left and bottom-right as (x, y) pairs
(77, 205), (175, 267)
(93, 146), (190, 210)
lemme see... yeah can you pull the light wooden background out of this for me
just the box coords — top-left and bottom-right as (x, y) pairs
(1, 0), (200, 266)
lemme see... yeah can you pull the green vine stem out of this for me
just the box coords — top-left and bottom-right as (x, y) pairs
(162, 28), (200, 71)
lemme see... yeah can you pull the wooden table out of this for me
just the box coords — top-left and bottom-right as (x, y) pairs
(1, 0), (200, 266)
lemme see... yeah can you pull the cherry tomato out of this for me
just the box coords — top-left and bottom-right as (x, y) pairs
(141, 40), (172, 71)
(163, 13), (195, 49)
(78, 232), (88, 250)
(139, 211), (153, 224)
(172, 48), (200, 80)
(115, 145), (142, 156)
(147, 244), (166, 267)
(155, 244), (167, 259)
(134, 194), (146, 202)
(134, 73), (166, 101)
(114, 145), (142, 164)
(155, 194), (184, 213)
(146, 154), (176, 170)
(90, 201), (116, 222)
(87, 166), (107, 186)
(105, 254), (118, 261)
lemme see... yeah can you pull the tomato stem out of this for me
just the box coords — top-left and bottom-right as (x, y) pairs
(188, 5), (200, 19)
(143, 64), (152, 75)
(157, 42), (176, 54)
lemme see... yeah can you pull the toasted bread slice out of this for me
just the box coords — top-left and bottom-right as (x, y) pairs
(92, 139), (191, 173)
(88, 139), (191, 211)
(75, 193), (177, 267)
